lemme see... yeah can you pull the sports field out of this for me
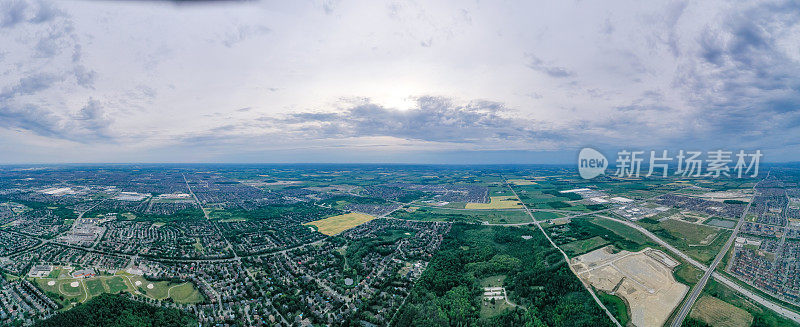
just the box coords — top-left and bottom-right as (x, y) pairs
(304, 212), (377, 235)
(465, 196), (523, 209)
(32, 271), (204, 308)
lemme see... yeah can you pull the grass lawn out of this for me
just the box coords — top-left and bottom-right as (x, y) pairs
(465, 196), (523, 209)
(85, 278), (106, 296)
(304, 212), (377, 236)
(34, 278), (85, 307)
(478, 274), (513, 318)
(169, 282), (205, 304)
(480, 275), (506, 288)
(47, 267), (63, 279)
(480, 298), (513, 318)
(377, 228), (416, 242)
(193, 238), (204, 252)
(106, 276), (128, 293)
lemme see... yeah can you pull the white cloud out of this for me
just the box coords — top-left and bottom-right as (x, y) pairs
(1, 0), (799, 163)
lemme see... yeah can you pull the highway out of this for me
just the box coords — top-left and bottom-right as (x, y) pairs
(593, 213), (800, 324)
(669, 176), (761, 327)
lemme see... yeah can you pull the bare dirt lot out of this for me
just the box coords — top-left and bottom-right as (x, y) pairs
(571, 246), (688, 327)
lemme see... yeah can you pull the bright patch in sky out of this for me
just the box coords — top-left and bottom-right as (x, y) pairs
(1, 0), (800, 163)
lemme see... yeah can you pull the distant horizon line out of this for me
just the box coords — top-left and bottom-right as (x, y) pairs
(1, 161), (799, 166)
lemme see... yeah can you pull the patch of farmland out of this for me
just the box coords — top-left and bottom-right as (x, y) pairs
(690, 295), (753, 327)
(304, 212), (377, 236)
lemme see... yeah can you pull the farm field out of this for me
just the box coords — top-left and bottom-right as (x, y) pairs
(689, 295), (753, 327)
(506, 179), (537, 185)
(391, 207), (531, 224)
(304, 212), (377, 236)
(699, 279), (799, 327)
(465, 196), (523, 209)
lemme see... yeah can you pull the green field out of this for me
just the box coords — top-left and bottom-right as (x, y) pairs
(638, 218), (729, 264)
(546, 217), (655, 255)
(85, 279), (106, 296)
(168, 282), (205, 304)
(33, 272), (204, 308)
(598, 291), (630, 326)
(660, 219), (721, 245)
(674, 264), (703, 286)
(106, 276), (128, 293)
(531, 211), (566, 220)
(561, 236), (609, 256)
(590, 217), (653, 245)
(392, 207), (532, 224)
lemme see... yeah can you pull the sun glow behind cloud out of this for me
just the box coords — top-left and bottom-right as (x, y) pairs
(2, 0), (800, 163)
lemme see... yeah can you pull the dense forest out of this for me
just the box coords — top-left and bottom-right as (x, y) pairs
(392, 224), (613, 326)
(34, 293), (196, 327)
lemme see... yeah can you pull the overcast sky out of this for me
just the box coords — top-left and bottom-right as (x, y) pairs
(1, 0), (799, 164)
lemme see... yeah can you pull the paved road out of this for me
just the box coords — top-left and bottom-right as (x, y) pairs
(504, 179), (623, 327)
(591, 211), (800, 325)
(183, 173), (241, 260)
(670, 177), (761, 327)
